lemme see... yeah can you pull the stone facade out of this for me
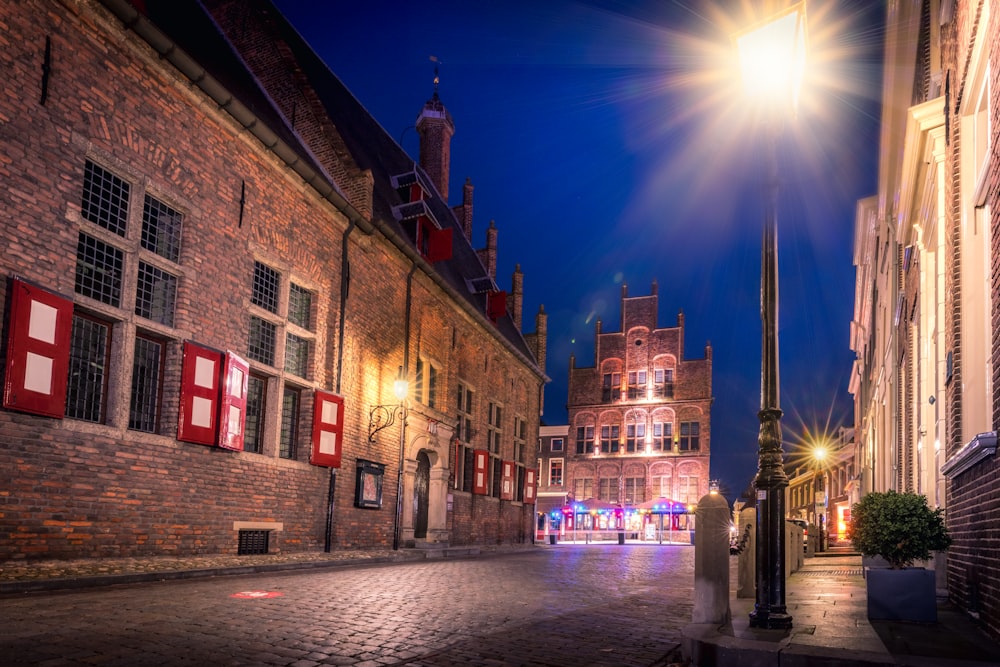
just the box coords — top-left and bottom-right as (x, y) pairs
(850, 0), (999, 640)
(0, 0), (546, 561)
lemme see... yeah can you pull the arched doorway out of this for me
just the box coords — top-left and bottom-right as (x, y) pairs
(414, 451), (430, 539)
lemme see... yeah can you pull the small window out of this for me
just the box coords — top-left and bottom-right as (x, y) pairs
(456, 383), (474, 442)
(65, 313), (111, 423)
(81, 160), (129, 236)
(279, 386), (300, 459)
(680, 421), (700, 451)
(248, 316), (276, 366)
(141, 194), (182, 262)
(287, 283), (313, 330)
(135, 261), (177, 326)
(575, 425), (595, 454)
(76, 233), (124, 307)
(251, 261), (280, 314)
(128, 334), (164, 433)
(415, 359), (438, 409)
(550, 437), (564, 452)
(244, 374), (267, 454)
(284, 332), (309, 378)
(549, 458), (564, 486)
(487, 402), (503, 454)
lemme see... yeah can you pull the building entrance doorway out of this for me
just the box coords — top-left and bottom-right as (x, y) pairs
(414, 451), (430, 538)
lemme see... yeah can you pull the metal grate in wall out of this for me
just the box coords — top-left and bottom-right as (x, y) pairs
(237, 529), (270, 555)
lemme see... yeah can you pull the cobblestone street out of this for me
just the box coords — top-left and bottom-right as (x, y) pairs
(0, 544), (692, 666)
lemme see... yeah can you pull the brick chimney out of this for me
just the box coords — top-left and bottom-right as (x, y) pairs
(416, 88), (454, 201)
(451, 177), (474, 240)
(510, 264), (524, 330)
(477, 220), (498, 281)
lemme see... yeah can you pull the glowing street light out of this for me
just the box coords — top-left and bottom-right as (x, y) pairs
(733, 1), (807, 631)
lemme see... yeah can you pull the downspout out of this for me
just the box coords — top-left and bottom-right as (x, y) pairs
(325, 220), (356, 552)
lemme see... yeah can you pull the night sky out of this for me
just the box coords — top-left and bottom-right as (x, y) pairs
(273, 0), (885, 499)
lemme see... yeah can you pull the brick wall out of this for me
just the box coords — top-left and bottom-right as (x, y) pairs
(941, 0), (1000, 642)
(0, 0), (542, 561)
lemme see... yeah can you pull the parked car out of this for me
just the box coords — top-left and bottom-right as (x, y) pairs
(788, 519), (809, 550)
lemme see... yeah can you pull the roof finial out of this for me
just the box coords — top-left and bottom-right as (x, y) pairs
(430, 55), (440, 98)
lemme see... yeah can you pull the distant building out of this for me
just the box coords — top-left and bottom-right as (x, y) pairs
(785, 426), (856, 548)
(0, 0), (546, 561)
(554, 283), (712, 538)
(534, 424), (570, 538)
(850, 0), (999, 640)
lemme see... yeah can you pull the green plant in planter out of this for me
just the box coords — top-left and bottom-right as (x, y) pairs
(848, 490), (951, 569)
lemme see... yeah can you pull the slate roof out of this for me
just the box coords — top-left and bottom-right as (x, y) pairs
(112, 0), (541, 373)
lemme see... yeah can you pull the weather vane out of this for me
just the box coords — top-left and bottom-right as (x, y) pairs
(430, 55), (440, 94)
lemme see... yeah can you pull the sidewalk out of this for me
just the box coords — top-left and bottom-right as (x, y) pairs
(683, 553), (1000, 666)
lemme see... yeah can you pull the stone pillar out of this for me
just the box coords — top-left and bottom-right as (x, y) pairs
(692, 492), (731, 625)
(737, 507), (756, 599)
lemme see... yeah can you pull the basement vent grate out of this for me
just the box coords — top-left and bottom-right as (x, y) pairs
(237, 529), (270, 555)
(798, 569), (863, 577)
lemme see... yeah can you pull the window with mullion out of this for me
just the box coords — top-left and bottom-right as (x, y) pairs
(575, 425), (594, 454)
(487, 401), (503, 454)
(624, 477), (645, 504)
(680, 421), (700, 451)
(549, 458), (563, 486)
(626, 423), (646, 452)
(600, 424), (620, 453)
(456, 383), (474, 442)
(513, 415), (526, 463)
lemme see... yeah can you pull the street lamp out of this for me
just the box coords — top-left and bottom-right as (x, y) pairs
(368, 366), (408, 550)
(733, 1), (807, 631)
(811, 443), (830, 551)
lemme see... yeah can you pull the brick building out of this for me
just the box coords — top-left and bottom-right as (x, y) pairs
(0, 0), (547, 562)
(555, 282), (712, 538)
(850, 0), (999, 639)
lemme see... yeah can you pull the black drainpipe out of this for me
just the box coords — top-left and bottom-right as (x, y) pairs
(325, 219), (356, 552)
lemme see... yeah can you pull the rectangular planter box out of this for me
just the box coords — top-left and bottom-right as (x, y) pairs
(866, 567), (936, 622)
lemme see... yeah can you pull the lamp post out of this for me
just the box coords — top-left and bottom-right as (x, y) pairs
(368, 367), (409, 550)
(733, 1), (807, 630)
(812, 443), (830, 551)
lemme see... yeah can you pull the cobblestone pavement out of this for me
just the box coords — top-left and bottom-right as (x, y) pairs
(0, 544), (692, 666)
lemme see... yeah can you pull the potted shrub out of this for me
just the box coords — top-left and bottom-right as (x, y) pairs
(848, 490), (951, 622)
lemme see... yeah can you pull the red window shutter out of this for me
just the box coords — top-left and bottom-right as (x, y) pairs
(425, 227), (453, 262)
(472, 449), (489, 495)
(177, 341), (223, 445)
(2, 277), (73, 417)
(487, 290), (507, 322)
(310, 390), (345, 468)
(217, 351), (249, 451)
(408, 183), (424, 202)
(500, 460), (515, 500)
(524, 468), (537, 503)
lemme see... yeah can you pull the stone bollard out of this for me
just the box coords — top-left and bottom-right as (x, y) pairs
(737, 507), (755, 599)
(692, 492), (731, 625)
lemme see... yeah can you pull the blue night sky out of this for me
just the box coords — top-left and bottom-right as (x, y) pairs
(274, 0), (885, 498)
